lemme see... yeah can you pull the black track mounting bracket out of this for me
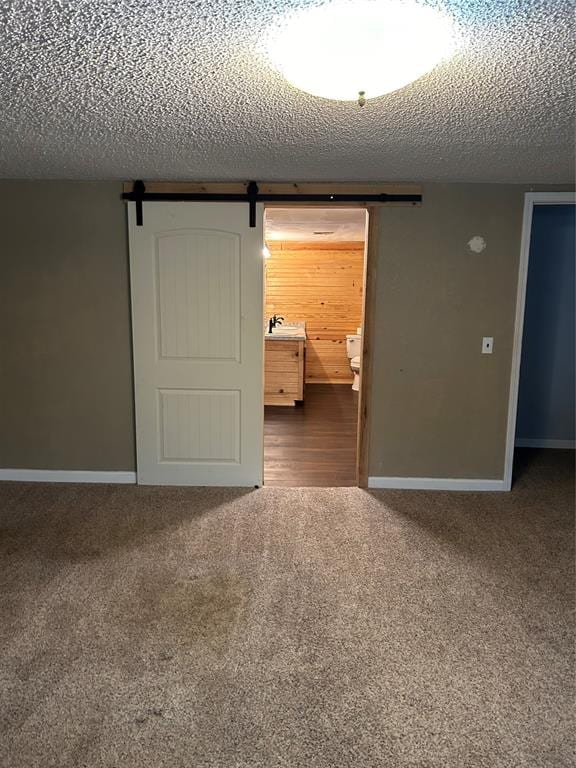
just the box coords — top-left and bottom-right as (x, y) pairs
(122, 180), (422, 227)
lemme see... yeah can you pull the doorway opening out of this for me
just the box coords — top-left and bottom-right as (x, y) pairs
(505, 192), (575, 488)
(262, 207), (369, 486)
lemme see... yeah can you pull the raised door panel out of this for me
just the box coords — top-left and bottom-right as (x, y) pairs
(156, 231), (240, 361)
(159, 389), (240, 463)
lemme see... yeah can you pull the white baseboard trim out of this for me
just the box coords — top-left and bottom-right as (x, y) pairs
(0, 470), (137, 484)
(368, 476), (507, 491)
(515, 438), (575, 449)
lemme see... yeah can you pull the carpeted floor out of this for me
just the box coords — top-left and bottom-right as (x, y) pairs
(0, 449), (573, 768)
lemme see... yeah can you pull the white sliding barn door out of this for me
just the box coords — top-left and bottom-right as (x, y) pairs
(128, 202), (264, 486)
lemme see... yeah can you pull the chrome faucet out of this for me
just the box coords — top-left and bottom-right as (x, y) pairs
(268, 314), (284, 334)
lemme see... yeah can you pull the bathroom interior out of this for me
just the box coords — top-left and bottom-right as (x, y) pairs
(263, 207), (368, 487)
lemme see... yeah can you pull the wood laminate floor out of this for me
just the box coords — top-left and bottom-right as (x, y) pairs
(264, 383), (358, 487)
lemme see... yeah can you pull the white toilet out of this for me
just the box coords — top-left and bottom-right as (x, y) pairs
(345, 328), (362, 391)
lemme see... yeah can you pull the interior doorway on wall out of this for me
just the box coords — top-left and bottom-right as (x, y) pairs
(505, 193), (576, 489)
(262, 207), (369, 487)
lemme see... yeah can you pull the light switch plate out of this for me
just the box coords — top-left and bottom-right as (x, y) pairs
(482, 336), (494, 354)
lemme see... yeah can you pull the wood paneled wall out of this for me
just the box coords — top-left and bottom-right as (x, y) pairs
(265, 241), (365, 383)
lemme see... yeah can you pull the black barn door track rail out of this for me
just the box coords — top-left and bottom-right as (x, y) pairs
(122, 180), (422, 227)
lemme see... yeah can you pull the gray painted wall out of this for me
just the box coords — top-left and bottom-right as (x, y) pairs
(0, 181), (572, 478)
(368, 183), (572, 480)
(516, 204), (575, 442)
(0, 182), (135, 470)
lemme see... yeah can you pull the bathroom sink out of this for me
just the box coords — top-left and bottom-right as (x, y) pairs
(265, 321), (306, 340)
(271, 326), (303, 335)
(266, 325), (306, 340)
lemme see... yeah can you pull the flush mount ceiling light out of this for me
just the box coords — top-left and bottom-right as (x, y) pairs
(266, 0), (455, 104)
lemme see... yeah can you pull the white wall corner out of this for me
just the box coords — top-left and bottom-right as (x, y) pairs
(367, 476), (507, 491)
(0, 470), (136, 484)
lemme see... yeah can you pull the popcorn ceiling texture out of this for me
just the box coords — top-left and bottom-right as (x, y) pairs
(0, 0), (574, 182)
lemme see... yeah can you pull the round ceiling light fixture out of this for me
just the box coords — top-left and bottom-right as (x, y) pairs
(266, 0), (456, 104)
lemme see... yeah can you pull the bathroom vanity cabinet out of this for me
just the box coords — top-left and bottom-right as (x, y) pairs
(264, 338), (305, 406)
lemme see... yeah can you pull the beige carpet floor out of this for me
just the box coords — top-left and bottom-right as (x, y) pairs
(0, 449), (573, 768)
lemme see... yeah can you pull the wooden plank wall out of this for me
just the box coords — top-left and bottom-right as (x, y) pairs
(265, 241), (365, 384)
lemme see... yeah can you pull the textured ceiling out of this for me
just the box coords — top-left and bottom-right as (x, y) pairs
(265, 207), (367, 241)
(0, 0), (574, 182)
